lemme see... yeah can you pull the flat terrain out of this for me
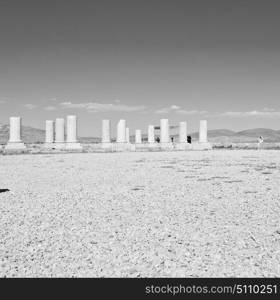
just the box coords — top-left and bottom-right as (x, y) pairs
(0, 150), (280, 277)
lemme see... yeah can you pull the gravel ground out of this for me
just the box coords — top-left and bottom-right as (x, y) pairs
(0, 150), (280, 277)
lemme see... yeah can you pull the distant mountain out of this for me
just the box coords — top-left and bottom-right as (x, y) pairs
(189, 128), (280, 143)
(189, 129), (236, 140)
(236, 128), (280, 141)
(1, 124), (280, 144)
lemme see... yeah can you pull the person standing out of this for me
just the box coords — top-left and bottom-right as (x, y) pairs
(258, 136), (264, 150)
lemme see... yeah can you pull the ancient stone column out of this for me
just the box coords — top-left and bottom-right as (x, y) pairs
(45, 120), (54, 143)
(101, 119), (112, 150)
(66, 115), (77, 143)
(135, 129), (142, 144)
(55, 118), (65, 144)
(148, 125), (155, 143)
(102, 119), (111, 143)
(117, 119), (126, 143)
(179, 121), (187, 143)
(126, 127), (130, 143)
(160, 119), (170, 143)
(5, 117), (26, 150)
(199, 120), (208, 143)
(9, 117), (21, 143)
(65, 115), (82, 150)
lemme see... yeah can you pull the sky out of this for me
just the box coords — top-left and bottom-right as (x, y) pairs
(1, 0), (280, 137)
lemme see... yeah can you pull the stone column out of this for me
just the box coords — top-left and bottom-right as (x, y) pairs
(45, 120), (54, 143)
(148, 125), (155, 143)
(5, 117), (26, 150)
(66, 115), (77, 143)
(160, 119), (173, 149)
(9, 117), (21, 143)
(199, 120), (208, 143)
(66, 115), (82, 150)
(135, 129), (142, 144)
(126, 127), (130, 143)
(160, 119), (170, 143)
(102, 119), (111, 143)
(179, 121), (187, 143)
(54, 118), (65, 149)
(117, 119), (126, 143)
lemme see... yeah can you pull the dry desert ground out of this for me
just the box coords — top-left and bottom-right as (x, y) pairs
(0, 150), (280, 277)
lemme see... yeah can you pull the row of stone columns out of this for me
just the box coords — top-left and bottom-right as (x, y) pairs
(101, 119), (208, 145)
(45, 115), (82, 149)
(3, 116), (208, 151)
(49, 117), (207, 146)
(4, 115), (82, 151)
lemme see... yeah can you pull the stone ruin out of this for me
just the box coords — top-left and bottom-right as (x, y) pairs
(2, 116), (212, 152)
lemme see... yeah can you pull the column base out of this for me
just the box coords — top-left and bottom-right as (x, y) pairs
(160, 142), (174, 150)
(43, 143), (56, 149)
(148, 143), (161, 151)
(5, 142), (27, 151)
(52, 143), (66, 150)
(135, 143), (145, 151)
(65, 142), (83, 151)
(101, 142), (113, 149)
(192, 142), (212, 150)
(112, 143), (134, 152)
(175, 143), (192, 151)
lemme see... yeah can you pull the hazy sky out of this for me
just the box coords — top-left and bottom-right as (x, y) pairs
(1, 0), (280, 136)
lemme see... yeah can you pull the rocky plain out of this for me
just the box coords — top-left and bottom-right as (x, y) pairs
(0, 150), (280, 277)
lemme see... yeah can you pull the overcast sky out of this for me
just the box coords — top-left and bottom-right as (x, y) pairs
(1, 0), (280, 136)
